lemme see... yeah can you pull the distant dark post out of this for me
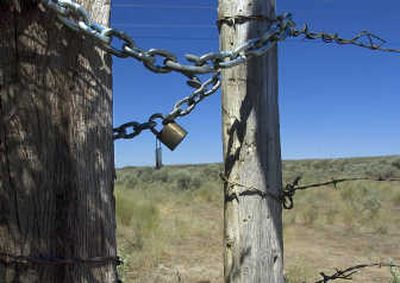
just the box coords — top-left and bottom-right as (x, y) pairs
(219, 0), (284, 282)
(0, 1), (117, 282)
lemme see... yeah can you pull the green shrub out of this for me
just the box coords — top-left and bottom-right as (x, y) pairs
(365, 162), (396, 179)
(202, 164), (223, 181)
(360, 189), (381, 220)
(136, 167), (154, 183)
(391, 158), (400, 170)
(152, 168), (169, 183)
(169, 170), (203, 190)
(390, 265), (400, 283)
(125, 174), (139, 188)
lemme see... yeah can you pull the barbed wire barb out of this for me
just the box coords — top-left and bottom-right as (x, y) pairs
(219, 173), (400, 209)
(292, 176), (400, 191)
(290, 24), (400, 53)
(313, 262), (400, 283)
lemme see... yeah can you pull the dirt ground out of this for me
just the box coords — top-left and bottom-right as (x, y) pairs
(116, 157), (400, 282)
(121, 201), (399, 283)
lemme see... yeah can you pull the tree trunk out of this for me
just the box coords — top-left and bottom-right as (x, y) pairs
(219, 0), (284, 282)
(0, 1), (117, 282)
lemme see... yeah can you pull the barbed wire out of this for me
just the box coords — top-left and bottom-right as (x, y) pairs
(39, 0), (400, 144)
(0, 251), (122, 266)
(220, 173), (283, 203)
(282, 175), (400, 208)
(313, 262), (400, 283)
(287, 176), (400, 191)
(291, 26), (400, 53)
(220, 174), (400, 209)
(0, 251), (123, 282)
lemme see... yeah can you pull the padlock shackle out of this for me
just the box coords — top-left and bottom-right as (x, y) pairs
(155, 137), (163, 169)
(148, 113), (165, 136)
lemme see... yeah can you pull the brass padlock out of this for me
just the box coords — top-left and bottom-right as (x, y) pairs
(155, 121), (187, 151)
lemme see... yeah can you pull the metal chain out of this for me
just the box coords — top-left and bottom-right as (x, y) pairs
(40, 0), (400, 141)
(112, 121), (156, 140)
(112, 72), (221, 140)
(41, 0), (293, 76)
(166, 72), (221, 121)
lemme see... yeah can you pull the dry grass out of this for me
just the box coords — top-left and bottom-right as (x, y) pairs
(115, 156), (400, 282)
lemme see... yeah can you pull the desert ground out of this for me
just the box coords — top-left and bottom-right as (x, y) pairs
(115, 156), (400, 282)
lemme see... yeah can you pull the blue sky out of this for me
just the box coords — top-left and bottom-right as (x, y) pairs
(111, 0), (400, 167)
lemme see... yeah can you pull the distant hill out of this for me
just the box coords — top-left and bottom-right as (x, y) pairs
(116, 155), (400, 189)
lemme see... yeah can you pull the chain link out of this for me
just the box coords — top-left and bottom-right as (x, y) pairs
(112, 73), (221, 140)
(113, 121), (156, 140)
(41, 0), (295, 77)
(40, 0), (400, 141)
(166, 72), (221, 121)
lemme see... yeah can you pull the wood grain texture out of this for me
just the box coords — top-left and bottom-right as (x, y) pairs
(218, 0), (284, 282)
(0, 1), (117, 282)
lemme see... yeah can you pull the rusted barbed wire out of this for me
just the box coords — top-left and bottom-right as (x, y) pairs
(220, 173), (400, 209)
(289, 176), (400, 191)
(0, 251), (122, 266)
(0, 251), (124, 282)
(219, 173), (282, 203)
(282, 175), (400, 208)
(313, 262), (400, 283)
(291, 27), (400, 53)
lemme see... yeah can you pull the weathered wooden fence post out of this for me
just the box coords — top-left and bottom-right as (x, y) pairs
(219, 0), (284, 282)
(0, 1), (117, 282)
